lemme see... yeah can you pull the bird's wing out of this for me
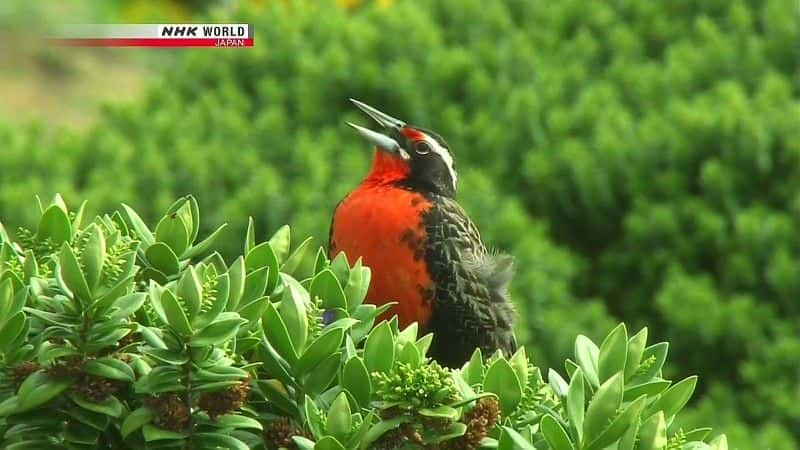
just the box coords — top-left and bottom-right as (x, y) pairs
(424, 195), (518, 366)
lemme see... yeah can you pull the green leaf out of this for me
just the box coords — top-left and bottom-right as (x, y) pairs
(262, 301), (298, 364)
(226, 256), (246, 311)
(193, 272), (230, 328)
(645, 375), (697, 419)
(145, 242), (180, 276)
(583, 372), (623, 439)
(16, 371), (72, 412)
(310, 269), (347, 311)
(575, 335), (600, 388)
(498, 426), (536, 450)
(241, 266), (269, 305)
(206, 414), (263, 430)
(121, 407), (154, 438)
(302, 352), (341, 394)
(186, 195), (200, 242)
(631, 342), (668, 384)
(327, 392), (352, 442)
(37, 204), (72, 244)
(625, 327), (648, 381)
(598, 323), (628, 383)
(415, 333), (433, 357)
(343, 259), (371, 308)
(342, 357), (372, 408)
(0, 278), (13, 322)
(296, 327), (345, 374)
(359, 415), (412, 450)
(282, 236), (313, 275)
(509, 347), (529, 388)
(155, 213), (189, 256)
(304, 395), (324, 438)
(398, 341), (421, 368)
(268, 225), (292, 263)
(70, 393), (124, 418)
(585, 395), (646, 450)
(618, 417), (639, 450)
(624, 379), (671, 401)
(483, 358), (523, 416)
(363, 321), (394, 374)
(245, 217), (256, 254)
(237, 297), (269, 323)
(23, 249), (37, 281)
(461, 348), (484, 385)
(184, 223), (229, 260)
(316, 436), (346, 450)
(548, 368), (569, 397)
(84, 357), (135, 382)
(293, 436), (316, 450)
(636, 411), (667, 450)
(709, 434), (729, 450)
(256, 379), (296, 415)
(194, 433), (249, 450)
(0, 312), (26, 353)
(81, 224), (106, 289)
(177, 266), (202, 319)
(60, 244), (92, 301)
(566, 370), (584, 441)
(540, 415), (575, 450)
(424, 422), (467, 443)
(279, 275), (310, 352)
(121, 204), (155, 247)
(68, 405), (111, 431)
(161, 289), (192, 336)
(190, 313), (242, 347)
(106, 292), (148, 320)
(142, 424), (186, 441)
(419, 405), (459, 420)
(683, 428), (713, 441)
(313, 247), (329, 273)
(245, 242), (279, 292)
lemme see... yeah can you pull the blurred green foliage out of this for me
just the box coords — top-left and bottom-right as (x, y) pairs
(0, 0), (797, 448)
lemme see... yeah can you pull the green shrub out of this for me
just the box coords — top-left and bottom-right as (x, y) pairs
(0, 0), (797, 446)
(0, 195), (726, 449)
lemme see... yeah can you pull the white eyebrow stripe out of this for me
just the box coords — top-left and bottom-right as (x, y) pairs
(428, 138), (457, 190)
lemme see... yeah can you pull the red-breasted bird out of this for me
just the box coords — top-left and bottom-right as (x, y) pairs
(328, 99), (517, 367)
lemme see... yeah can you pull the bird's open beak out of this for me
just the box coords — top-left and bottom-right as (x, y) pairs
(347, 99), (408, 158)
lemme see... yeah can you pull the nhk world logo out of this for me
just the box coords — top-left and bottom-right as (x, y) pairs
(52, 24), (254, 48)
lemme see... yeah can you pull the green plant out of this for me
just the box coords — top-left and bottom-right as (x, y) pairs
(3, 3), (797, 445)
(0, 195), (726, 449)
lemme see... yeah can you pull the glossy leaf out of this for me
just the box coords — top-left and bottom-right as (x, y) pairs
(327, 392), (352, 443)
(583, 372), (623, 439)
(598, 323), (627, 383)
(296, 327), (345, 375)
(540, 415), (575, 450)
(81, 224), (106, 289)
(363, 321), (394, 374)
(342, 357), (372, 408)
(59, 244), (92, 301)
(575, 335), (600, 388)
(310, 269), (347, 311)
(566, 370), (584, 441)
(145, 242), (180, 276)
(483, 358), (523, 416)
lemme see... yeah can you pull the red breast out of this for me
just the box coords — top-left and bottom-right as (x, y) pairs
(330, 151), (435, 328)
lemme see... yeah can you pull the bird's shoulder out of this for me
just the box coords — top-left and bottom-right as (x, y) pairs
(423, 194), (518, 365)
(422, 193), (516, 322)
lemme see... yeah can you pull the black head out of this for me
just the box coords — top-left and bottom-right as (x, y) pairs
(347, 99), (457, 198)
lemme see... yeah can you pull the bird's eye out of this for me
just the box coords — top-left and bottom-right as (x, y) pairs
(415, 141), (432, 155)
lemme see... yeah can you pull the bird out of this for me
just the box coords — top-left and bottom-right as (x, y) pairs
(328, 99), (517, 367)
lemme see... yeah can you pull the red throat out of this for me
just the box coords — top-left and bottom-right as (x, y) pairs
(365, 149), (410, 185)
